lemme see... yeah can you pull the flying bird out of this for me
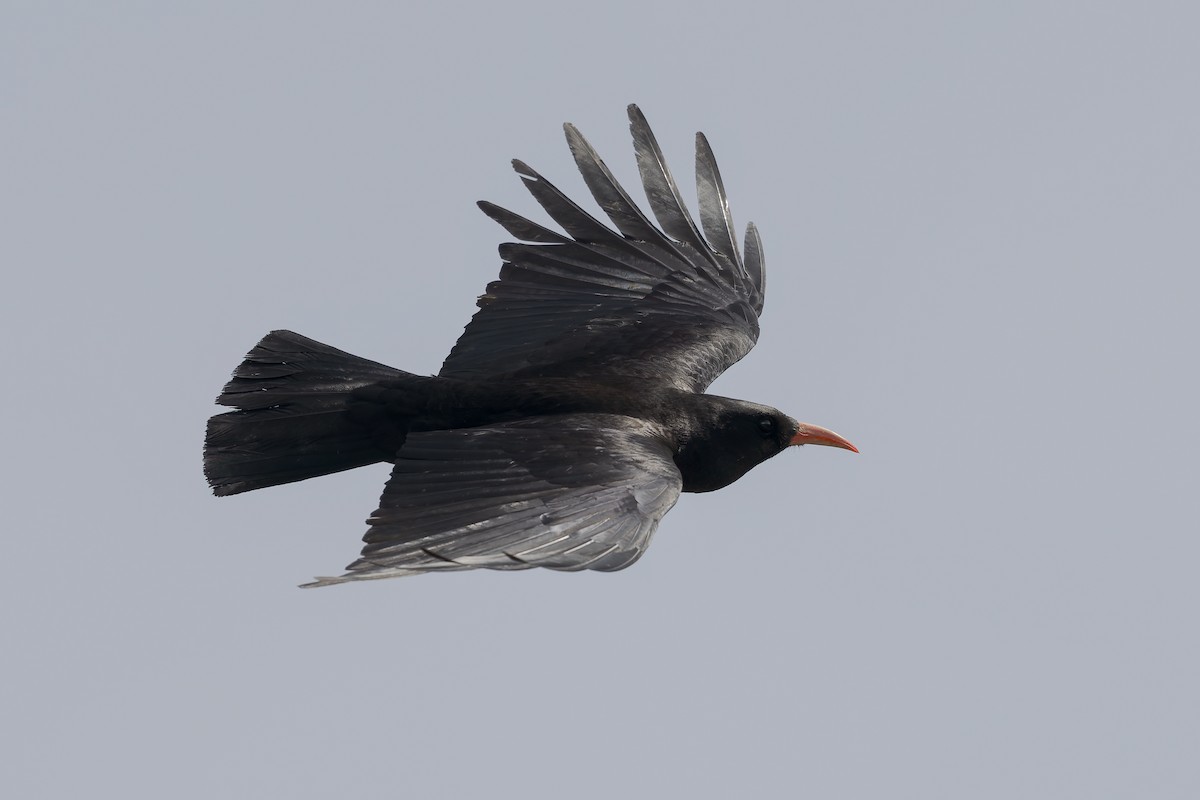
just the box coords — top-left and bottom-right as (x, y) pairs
(204, 104), (856, 587)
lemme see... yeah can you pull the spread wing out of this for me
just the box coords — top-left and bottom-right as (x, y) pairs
(301, 415), (682, 586)
(438, 104), (765, 394)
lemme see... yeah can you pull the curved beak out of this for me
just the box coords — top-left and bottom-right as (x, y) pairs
(789, 423), (858, 453)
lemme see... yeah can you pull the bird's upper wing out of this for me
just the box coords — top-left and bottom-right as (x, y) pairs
(301, 414), (682, 586)
(438, 104), (765, 394)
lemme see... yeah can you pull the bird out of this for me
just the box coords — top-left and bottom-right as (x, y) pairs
(204, 104), (856, 587)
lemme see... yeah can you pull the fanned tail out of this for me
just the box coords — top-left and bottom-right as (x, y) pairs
(204, 330), (404, 496)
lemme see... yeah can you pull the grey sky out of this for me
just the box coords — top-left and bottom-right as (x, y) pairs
(4, 3), (1198, 798)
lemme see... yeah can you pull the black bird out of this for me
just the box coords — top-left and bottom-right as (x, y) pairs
(204, 104), (856, 587)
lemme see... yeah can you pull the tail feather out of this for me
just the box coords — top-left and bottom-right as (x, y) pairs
(204, 330), (405, 496)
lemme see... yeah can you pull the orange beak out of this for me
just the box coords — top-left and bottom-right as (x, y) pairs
(789, 423), (858, 453)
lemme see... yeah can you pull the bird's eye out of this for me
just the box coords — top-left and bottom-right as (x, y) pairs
(758, 417), (775, 436)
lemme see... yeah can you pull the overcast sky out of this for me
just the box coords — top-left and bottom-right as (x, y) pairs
(4, 3), (1198, 798)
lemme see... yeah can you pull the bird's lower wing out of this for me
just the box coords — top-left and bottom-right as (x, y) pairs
(302, 414), (682, 587)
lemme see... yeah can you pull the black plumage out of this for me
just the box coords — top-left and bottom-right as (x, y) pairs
(204, 104), (856, 587)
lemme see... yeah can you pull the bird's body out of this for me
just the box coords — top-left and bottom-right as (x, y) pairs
(353, 374), (804, 493)
(205, 105), (855, 586)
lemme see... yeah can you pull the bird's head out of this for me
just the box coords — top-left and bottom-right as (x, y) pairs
(676, 396), (856, 493)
